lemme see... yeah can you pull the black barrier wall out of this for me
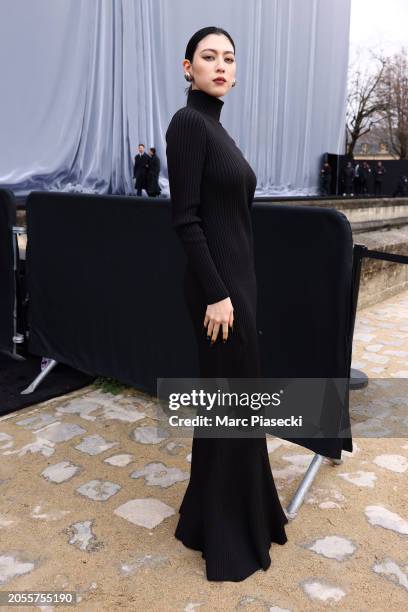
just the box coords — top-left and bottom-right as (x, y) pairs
(252, 203), (354, 457)
(26, 192), (354, 458)
(0, 189), (16, 352)
(327, 154), (408, 196)
(26, 192), (197, 394)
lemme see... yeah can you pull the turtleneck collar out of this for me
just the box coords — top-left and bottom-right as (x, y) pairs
(186, 88), (224, 121)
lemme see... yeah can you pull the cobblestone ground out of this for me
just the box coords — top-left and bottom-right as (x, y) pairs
(0, 290), (407, 611)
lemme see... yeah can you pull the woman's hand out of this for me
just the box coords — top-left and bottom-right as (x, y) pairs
(203, 297), (234, 345)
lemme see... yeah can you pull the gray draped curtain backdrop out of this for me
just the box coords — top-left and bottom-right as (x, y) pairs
(0, 0), (351, 197)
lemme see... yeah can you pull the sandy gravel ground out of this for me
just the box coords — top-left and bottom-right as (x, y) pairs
(0, 289), (407, 611)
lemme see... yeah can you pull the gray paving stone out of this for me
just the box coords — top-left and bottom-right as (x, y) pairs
(114, 498), (175, 529)
(3, 438), (55, 458)
(360, 352), (390, 364)
(130, 462), (189, 487)
(337, 470), (377, 487)
(74, 434), (118, 455)
(41, 461), (81, 483)
(0, 514), (14, 528)
(0, 432), (13, 450)
(365, 505), (408, 534)
(301, 535), (357, 561)
(163, 441), (186, 455)
(119, 553), (170, 575)
(237, 596), (292, 610)
(365, 343), (383, 352)
(305, 486), (346, 509)
(300, 579), (346, 602)
(372, 454), (408, 473)
(351, 419), (392, 437)
(31, 505), (71, 521)
(36, 422), (87, 443)
(351, 401), (391, 419)
(104, 453), (134, 467)
(76, 479), (121, 501)
(130, 425), (169, 445)
(183, 602), (206, 611)
(354, 332), (376, 342)
(55, 399), (102, 421)
(272, 461), (309, 486)
(372, 557), (408, 592)
(381, 338), (405, 346)
(0, 552), (36, 585)
(64, 520), (104, 551)
(56, 398), (146, 423)
(15, 413), (58, 430)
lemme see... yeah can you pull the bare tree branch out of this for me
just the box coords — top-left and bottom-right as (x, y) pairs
(376, 46), (408, 158)
(346, 50), (389, 156)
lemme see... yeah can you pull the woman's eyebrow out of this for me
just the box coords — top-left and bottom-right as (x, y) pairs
(200, 48), (235, 55)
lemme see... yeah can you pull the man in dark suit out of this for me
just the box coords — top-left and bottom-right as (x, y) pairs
(342, 161), (355, 196)
(393, 174), (408, 197)
(146, 147), (162, 197)
(373, 161), (387, 196)
(133, 144), (150, 196)
(319, 161), (332, 195)
(360, 160), (372, 196)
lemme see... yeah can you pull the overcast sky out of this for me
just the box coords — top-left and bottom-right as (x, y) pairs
(349, 0), (408, 64)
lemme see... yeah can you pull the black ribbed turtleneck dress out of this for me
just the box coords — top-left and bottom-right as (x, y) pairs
(165, 88), (288, 582)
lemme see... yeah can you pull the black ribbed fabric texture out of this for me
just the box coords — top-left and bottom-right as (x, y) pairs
(165, 88), (288, 582)
(166, 89), (258, 306)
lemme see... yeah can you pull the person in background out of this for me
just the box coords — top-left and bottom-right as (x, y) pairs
(133, 144), (150, 196)
(393, 174), (408, 197)
(146, 147), (162, 197)
(359, 160), (372, 196)
(373, 161), (387, 196)
(319, 161), (332, 195)
(342, 160), (354, 196)
(353, 161), (361, 195)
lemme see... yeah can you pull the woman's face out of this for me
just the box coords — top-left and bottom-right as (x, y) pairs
(183, 33), (236, 97)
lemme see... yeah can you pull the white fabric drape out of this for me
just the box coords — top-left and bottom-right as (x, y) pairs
(0, 0), (351, 196)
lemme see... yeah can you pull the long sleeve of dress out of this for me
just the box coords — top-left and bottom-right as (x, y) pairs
(165, 108), (230, 305)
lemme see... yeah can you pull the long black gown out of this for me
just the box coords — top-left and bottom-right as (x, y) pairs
(165, 88), (288, 582)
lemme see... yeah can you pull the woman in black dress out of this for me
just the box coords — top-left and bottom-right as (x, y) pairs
(165, 26), (288, 582)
